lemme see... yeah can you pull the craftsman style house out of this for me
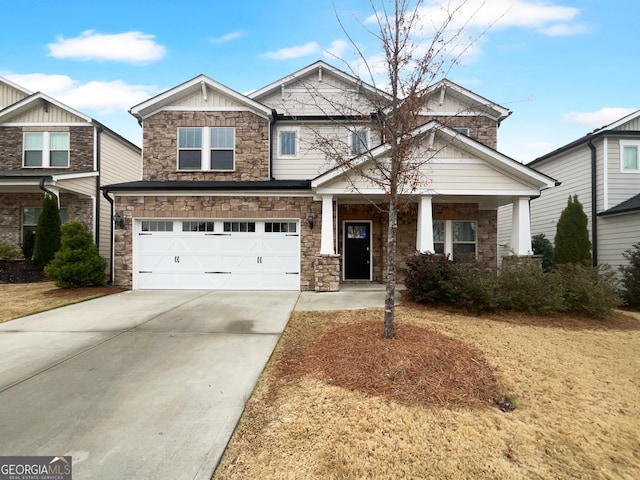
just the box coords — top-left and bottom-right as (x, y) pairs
(103, 61), (555, 291)
(508, 110), (640, 273)
(0, 77), (141, 267)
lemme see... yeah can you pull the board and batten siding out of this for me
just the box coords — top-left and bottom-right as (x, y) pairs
(8, 103), (88, 124)
(0, 81), (29, 109)
(171, 86), (251, 109)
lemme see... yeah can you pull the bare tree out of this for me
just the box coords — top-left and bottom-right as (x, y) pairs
(295, 0), (493, 338)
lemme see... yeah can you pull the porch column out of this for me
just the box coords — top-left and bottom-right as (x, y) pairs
(416, 195), (434, 253)
(511, 196), (532, 255)
(320, 195), (335, 254)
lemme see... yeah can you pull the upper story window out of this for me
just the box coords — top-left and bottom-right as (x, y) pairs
(620, 140), (640, 172)
(277, 127), (299, 158)
(351, 128), (369, 155)
(177, 127), (235, 171)
(23, 132), (69, 168)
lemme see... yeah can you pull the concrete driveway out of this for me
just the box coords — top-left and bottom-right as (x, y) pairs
(0, 290), (299, 480)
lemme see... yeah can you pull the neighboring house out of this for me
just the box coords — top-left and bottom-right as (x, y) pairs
(103, 60), (556, 291)
(500, 110), (640, 273)
(0, 76), (142, 270)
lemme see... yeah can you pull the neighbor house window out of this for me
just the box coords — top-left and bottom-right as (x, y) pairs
(278, 127), (299, 158)
(23, 132), (69, 168)
(22, 207), (68, 240)
(432, 220), (477, 261)
(351, 129), (369, 154)
(620, 140), (640, 172)
(178, 127), (235, 171)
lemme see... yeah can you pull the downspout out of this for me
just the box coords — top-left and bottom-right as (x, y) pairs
(588, 139), (598, 266)
(102, 189), (115, 285)
(38, 177), (58, 206)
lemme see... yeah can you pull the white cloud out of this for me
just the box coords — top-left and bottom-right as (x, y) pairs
(562, 108), (638, 128)
(538, 23), (590, 37)
(209, 31), (245, 44)
(5, 73), (159, 114)
(47, 30), (166, 64)
(261, 41), (320, 60)
(323, 40), (350, 59)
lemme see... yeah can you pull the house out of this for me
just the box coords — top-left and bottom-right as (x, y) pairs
(501, 110), (640, 273)
(0, 76), (142, 270)
(102, 61), (556, 291)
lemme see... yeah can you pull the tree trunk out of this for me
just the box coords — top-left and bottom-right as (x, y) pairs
(383, 198), (398, 338)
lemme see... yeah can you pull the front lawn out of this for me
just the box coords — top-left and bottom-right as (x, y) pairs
(213, 305), (640, 479)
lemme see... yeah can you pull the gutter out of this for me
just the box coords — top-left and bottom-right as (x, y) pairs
(101, 189), (115, 285)
(588, 139), (598, 266)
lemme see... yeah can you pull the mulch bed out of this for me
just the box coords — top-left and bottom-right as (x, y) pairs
(279, 319), (501, 408)
(0, 260), (49, 283)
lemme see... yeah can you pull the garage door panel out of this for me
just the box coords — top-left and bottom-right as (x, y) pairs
(134, 220), (300, 290)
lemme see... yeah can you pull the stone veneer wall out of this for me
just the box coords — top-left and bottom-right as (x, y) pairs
(0, 126), (94, 171)
(113, 194), (321, 289)
(417, 115), (498, 150)
(314, 254), (341, 292)
(0, 192), (94, 246)
(142, 111), (270, 181)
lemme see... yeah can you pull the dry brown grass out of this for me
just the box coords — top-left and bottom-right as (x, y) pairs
(214, 305), (640, 480)
(1, 282), (124, 323)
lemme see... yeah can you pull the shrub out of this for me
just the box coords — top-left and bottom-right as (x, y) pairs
(442, 261), (498, 313)
(0, 242), (22, 260)
(21, 230), (35, 260)
(554, 263), (622, 318)
(497, 261), (564, 315)
(554, 195), (592, 265)
(33, 195), (61, 270)
(404, 252), (453, 303)
(620, 243), (640, 309)
(532, 233), (554, 272)
(44, 221), (107, 288)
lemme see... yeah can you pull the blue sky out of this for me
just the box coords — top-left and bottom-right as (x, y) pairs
(1, 0), (637, 163)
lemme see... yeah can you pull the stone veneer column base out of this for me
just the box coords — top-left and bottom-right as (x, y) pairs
(501, 255), (543, 271)
(314, 254), (341, 292)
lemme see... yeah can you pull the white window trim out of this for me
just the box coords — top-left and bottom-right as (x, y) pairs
(176, 127), (236, 172)
(23, 131), (70, 168)
(277, 126), (300, 159)
(619, 140), (640, 173)
(433, 219), (477, 261)
(349, 127), (370, 155)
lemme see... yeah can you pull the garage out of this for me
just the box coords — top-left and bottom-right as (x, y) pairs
(133, 219), (300, 290)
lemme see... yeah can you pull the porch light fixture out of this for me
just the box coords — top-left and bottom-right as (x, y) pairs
(307, 215), (314, 230)
(113, 212), (125, 229)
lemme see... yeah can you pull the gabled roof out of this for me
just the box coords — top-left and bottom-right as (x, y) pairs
(598, 192), (640, 217)
(0, 91), (92, 123)
(312, 120), (556, 190)
(421, 79), (511, 122)
(530, 109), (640, 166)
(0, 76), (33, 96)
(129, 74), (273, 120)
(248, 60), (390, 102)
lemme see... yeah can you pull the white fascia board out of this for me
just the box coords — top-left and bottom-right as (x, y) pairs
(592, 109), (640, 133)
(129, 74), (272, 120)
(0, 76), (33, 95)
(52, 172), (99, 181)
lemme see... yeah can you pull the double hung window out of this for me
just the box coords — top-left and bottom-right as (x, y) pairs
(23, 132), (69, 168)
(22, 207), (68, 239)
(432, 220), (477, 261)
(351, 129), (369, 154)
(277, 127), (299, 158)
(178, 127), (235, 171)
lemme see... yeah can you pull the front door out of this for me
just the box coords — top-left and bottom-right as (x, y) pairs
(344, 221), (371, 280)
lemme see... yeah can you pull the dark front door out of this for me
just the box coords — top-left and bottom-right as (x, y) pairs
(344, 222), (371, 280)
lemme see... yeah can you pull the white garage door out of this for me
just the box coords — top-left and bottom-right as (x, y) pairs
(133, 219), (300, 290)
